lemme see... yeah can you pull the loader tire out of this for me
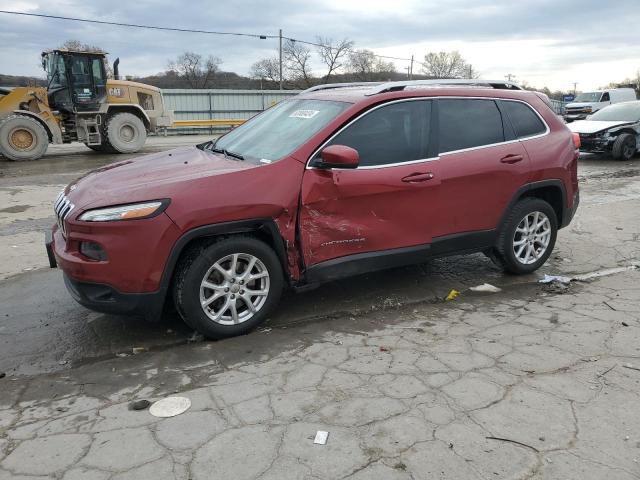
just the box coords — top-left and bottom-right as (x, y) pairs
(103, 112), (146, 154)
(0, 115), (49, 161)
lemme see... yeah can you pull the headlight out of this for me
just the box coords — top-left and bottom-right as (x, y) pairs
(584, 107), (592, 112)
(78, 200), (168, 222)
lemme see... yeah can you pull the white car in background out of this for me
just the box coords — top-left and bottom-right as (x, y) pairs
(564, 88), (637, 122)
(568, 101), (640, 161)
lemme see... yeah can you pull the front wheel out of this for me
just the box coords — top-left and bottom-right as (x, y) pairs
(490, 198), (558, 274)
(173, 237), (284, 339)
(611, 133), (636, 161)
(104, 112), (147, 154)
(0, 115), (49, 161)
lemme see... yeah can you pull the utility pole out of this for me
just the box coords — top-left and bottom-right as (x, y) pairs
(405, 66), (410, 79)
(279, 29), (283, 90)
(409, 55), (414, 80)
(573, 82), (577, 94)
(505, 73), (515, 82)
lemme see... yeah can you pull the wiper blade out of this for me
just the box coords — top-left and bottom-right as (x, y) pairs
(210, 147), (244, 160)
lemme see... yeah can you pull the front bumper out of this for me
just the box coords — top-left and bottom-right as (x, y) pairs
(564, 113), (589, 123)
(63, 273), (165, 319)
(46, 213), (180, 320)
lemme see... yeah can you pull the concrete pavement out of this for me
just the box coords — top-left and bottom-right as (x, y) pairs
(0, 269), (639, 479)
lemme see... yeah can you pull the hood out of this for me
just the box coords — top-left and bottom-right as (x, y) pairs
(66, 146), (257, 210)
(567, 120), (634, 135)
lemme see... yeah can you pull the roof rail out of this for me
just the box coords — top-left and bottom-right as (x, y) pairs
(364, 79), (523, 95)
(302, 82), (383, 93)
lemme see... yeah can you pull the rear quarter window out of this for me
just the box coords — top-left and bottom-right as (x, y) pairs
(501, 100), (546, 139)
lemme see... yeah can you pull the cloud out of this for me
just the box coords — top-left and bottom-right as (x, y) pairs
(0, 0), (638, 90)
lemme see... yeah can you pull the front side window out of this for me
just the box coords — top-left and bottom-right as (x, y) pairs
(315, 100), (431, 167)
(438, 99), (504, 153)
(501, 100), (546, 139)
(213, 99), (350, 163)
(601, 92), (610, 102)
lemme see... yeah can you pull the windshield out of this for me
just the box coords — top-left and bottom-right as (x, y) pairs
(589, 102), (640, 122)
(574, 92), (603, 103)
(212, 99), (350, 163)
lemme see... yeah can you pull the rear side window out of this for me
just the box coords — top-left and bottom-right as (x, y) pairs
(438, 99), (504, 153)
(318, 100), (431, 167)
(501, 101), (546, 139)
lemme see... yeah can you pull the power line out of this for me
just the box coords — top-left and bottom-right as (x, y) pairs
(0, 9), (424, 67)
(0, 10), (277, 39)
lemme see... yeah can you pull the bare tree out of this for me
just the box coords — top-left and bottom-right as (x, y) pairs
(167, 52), (222, 89)
(283, 39), (313, 88)
(59, 39), (105, 53)
(421, 51), (478, 79)
(347, 49), (396, 81)
(250, 57), (280, 84)
(316, 37), (354, 83)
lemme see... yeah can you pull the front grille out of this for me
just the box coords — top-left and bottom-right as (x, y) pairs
(54, 191), (75, 236)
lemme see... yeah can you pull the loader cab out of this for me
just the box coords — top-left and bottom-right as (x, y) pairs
(42, 50), (108, 113)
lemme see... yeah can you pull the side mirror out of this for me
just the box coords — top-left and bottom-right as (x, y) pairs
(317, 145), (359, 169)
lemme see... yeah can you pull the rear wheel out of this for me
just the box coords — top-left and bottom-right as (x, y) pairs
(611, 133), (636, 161)
(103, 112), (147, 154)
(173, 237), (284, 339)
(0, 115), (49, 161)
(489, 198), (557, 274)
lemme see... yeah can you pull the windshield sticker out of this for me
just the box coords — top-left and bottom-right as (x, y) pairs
(289, 109), (320, 119)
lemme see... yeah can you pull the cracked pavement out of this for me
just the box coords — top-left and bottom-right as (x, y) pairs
(1, 141), (640, 479)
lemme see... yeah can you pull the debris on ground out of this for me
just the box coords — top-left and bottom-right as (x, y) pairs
(394, 462), (407, 471)
(149, 396), (191, 418)
(188, 332), (205, 343)
(313, 431), (329, 445)
(539, 274), (572, 284)
(379, 346), (390, 352)
(621, 321), (629, 327)
(258, 327), (273, 334)
(132, 347), (147, 355)
(116, 353), (129, 358)
(469, 283), (502, 293)
(129, 399), (151, 411)
(445, 289), (460, 301)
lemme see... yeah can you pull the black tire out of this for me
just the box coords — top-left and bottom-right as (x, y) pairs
(0, 114), (49, 161)
(103, 112), (147, 154)
(492, 198), (558, 275)
(173, 236), (284, 339)
(611, 133), (636, 161)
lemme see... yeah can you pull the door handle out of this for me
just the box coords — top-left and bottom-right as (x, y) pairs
(500, 154), (524, 164)
(402, 172), (435, 183)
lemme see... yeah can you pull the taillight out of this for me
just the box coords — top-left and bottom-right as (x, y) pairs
(572, 132), (581, 149)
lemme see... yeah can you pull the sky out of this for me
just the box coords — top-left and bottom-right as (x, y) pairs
(1, 0), (639, 92)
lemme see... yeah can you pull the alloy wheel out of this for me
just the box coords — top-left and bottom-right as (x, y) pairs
(199, 253), (270, 325)
(512, 211), (551, 265)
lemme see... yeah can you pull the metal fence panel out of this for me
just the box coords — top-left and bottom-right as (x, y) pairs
(162, 89), (300, 134)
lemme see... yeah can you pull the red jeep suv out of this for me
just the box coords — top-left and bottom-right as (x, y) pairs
(47, 80), (580, 339)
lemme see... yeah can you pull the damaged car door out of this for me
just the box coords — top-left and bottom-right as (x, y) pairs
(299, 99), (440, 269)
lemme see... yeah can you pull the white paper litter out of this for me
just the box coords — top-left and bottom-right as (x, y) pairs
(539, 274), (572, 284)
(149, 396), (191, 418)
(313, 431), (329, 445)
(469, 283), (502, 293)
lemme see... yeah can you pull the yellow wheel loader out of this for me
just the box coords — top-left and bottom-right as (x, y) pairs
(0, 49), (172, 161)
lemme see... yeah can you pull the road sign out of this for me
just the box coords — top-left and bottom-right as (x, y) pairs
(562, 94), (576, 102)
